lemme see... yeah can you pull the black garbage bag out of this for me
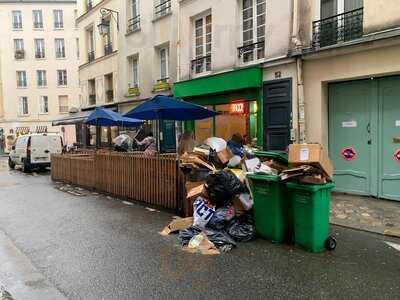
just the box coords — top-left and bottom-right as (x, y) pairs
(206, 170), (248, 207)
(207, 206), (236, 231)
(179, 226), (236, 250)
(204, 228), (236, 249)
(227, 214), (256, 242)
(179, 226), (202, 247)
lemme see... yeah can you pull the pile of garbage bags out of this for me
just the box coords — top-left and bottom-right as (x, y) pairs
(178, 170), (256, 253)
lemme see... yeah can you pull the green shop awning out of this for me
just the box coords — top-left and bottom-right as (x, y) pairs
(173, 66), (262, 99)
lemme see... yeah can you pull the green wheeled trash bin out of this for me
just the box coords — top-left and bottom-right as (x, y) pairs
(247, 174), (293, 243)
(287, 182), (336, 252)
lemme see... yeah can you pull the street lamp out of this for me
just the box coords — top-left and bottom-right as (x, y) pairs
(97, 8), (119, 36)
(97, 19), (110, 36)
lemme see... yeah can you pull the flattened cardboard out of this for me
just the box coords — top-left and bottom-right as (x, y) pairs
(160, 217), (194, 236)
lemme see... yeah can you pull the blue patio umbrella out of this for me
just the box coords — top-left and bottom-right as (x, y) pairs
(85, 107), (143, 127)
(123, 95), (219, 121)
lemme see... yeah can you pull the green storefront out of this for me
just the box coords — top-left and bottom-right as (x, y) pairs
(173, 67), (263, 147)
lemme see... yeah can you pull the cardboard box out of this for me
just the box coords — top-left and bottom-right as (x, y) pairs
(288, 144), (333, 179)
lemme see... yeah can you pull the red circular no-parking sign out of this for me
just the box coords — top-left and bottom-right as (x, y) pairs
(341, 147), (357, 161)
(394, 149), (400, 163)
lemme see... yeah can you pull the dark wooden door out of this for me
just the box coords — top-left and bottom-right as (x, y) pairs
(263, 79), (292, 151)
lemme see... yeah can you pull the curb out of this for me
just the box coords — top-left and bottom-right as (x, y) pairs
(330, 221), (400, 239)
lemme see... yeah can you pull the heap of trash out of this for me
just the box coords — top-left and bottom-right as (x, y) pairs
(161, 135), (334, 255)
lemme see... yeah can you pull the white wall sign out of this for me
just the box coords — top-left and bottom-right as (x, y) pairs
(396, 120), (400, 127)
(342, 121), (357, 128)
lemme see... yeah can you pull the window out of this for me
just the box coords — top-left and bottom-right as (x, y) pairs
(53, 10), (64, 29)
(128, 0), (140, 32)
(131, 57), (138, 87)
(58, 95), (68, 113)
(14, 39), (24, 59)
(155, 0), (171, 18)
(39, 96), (49, 114)
(33, 10), (43, 29)
(12, 11), (22, 29)
(37, 70), (47, 87)
(74, 9), (78, 28)
(76, 38), (80, 59)
(241, 0), (266, 63)
(87, 28), (95, 62)
(86, 0), (93, 11)
(159, 48), (169, 81)
(16, 71), (27, 88)
(55, 39), (65, 58)
(57, 70), (67, 86)
(19, 97), (29, 115)
(193, 14), (212, 74)
(34, 39), (45, 58)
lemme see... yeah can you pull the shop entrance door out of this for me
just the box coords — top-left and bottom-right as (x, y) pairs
(329, 77), (400, 201)
(263, 79), (292, 150)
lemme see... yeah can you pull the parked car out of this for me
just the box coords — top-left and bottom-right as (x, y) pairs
(8, 133), (63, 172)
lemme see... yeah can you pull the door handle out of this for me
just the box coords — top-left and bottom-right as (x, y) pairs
(44, 150), (50, 153)
(366, 123), (371, 134)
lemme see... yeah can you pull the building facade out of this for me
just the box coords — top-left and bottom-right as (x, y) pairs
(173, 0), (297, 151)
(76, 0), (120, 147)
(294, 0), (400, 200)
(76, 0), (178, 150)
(0, 0), (80, 150)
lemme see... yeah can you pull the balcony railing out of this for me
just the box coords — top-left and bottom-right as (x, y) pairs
(154, 0), (171, 19)
(127, 15), (140, 32)
(37, 80), (47, 87)
(33, 22), (43, 29)
(191, 55), (211, 75)
(56, 50), (65, 58)
(15, 50), (25, 59)
(89, 94), (96, 105)
(17, 81), (27, 88)
(106, 90), (114, 102)
(104, 43), (113, 55)
(54, 22), (64, 29)
(35, 52), (45, 59)
(237, 40), (265, 63)
(88, 51), (95, 62)
(13, 22), (22, 29)
(312, 7), (363, 49)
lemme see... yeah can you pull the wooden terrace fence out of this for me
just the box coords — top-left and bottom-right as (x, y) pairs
(51, 153), (184, 211)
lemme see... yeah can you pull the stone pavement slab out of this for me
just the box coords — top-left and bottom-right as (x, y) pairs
(331, 193), (400, 237)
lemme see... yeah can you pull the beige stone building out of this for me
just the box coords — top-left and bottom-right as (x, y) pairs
(174, 0), (297, 150)
(292, 0), (400, 200)
(0, 0), (80, 148)
(117, 0), (178, 115)
(77, 0), (119, 109)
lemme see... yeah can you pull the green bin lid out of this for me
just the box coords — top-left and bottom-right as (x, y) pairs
(286, 182), (335, 192)
(247, 173), (281, 182)
(253, 151), (288, 164)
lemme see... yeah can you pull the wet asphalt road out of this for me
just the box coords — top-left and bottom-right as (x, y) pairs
(0, 157), (399, 299)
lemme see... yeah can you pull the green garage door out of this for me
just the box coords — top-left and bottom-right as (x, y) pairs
(329, 77), (400, 201)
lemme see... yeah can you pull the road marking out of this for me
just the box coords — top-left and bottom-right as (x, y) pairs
(385, 241), (400, 252)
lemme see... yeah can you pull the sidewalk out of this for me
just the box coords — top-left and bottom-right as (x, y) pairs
(331, 193), (400, 237)
(0, 230), (66, 300)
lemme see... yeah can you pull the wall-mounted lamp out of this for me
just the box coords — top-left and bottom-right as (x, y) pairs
(97, 8), (119, 35)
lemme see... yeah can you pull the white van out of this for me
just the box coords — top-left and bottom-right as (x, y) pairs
(8, 133), (63, 172)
